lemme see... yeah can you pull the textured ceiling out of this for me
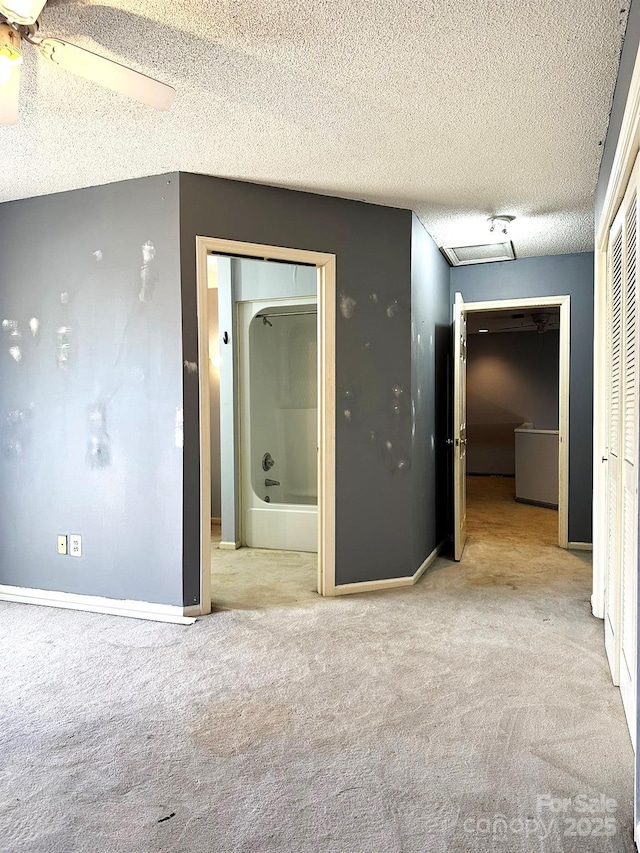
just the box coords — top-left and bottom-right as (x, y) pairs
(0, 0), (629, 257)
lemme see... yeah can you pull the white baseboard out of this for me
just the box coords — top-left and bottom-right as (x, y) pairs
(635, 820), (640, 848)
(333, 542), (445, 596)
(591, 594), (605, 620)
(0, 585), (197, 624)
(568, 542), (593, 551)
(219, 541), (241, 550)
(413, 543), (444, 583)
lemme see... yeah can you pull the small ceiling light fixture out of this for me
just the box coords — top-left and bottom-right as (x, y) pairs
(488, 215), (515, 236)
(478, 328), (489, 333)
(0, 23), (22, 85)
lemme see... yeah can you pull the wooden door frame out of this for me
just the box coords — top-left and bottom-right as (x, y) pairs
(195, 236), (337, 611)
(462, 295), (571, 550)
(453, 292), (468, 560)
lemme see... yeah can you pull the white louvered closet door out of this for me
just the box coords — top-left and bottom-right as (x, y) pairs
(604, 212), (623, 687)
(620, 169), (639, 746)
(604, 154), (640, 749)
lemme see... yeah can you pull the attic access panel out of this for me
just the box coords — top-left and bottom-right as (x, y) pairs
(441, 241), (516, 266)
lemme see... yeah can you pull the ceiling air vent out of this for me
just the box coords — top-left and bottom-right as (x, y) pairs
(441, 241), (516, 267)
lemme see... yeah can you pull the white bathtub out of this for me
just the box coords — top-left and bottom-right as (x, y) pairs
(239, 296), (319, 553)
(244, 503), (318, 552)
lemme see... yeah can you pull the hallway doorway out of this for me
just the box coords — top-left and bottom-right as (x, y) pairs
(452, 293), (570, 558)
(464, 306), (562, 549)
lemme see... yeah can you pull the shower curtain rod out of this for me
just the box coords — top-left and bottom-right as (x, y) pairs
(256, 310), (318, 319)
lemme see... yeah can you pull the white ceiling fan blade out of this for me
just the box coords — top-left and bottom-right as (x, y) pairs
(38, 37), (175, 110)
(0, 62), (20, 125)
(0, 1), (47, 26)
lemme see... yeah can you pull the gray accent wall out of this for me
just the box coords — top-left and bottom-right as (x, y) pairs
(0, 170), (450, 606)
(0, 174), (184, 605)
(451, 252), (594, 543)
(179, 173), (449, 594)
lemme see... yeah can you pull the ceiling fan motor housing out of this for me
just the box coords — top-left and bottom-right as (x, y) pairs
(532, 312), (550, 325)
(0, 1), (46, 27)
(0, 21), (22, 63)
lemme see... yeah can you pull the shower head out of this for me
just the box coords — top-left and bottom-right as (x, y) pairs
(262, 316), (273, 327)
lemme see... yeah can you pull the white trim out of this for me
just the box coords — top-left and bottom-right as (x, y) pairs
(453, 291), (468, 560)
(0, 585), (197, 624)
(463, 296), (570, 550)
(568, 542), (593, 551)
(196, 240), (212, 617)
(334, 577), (415, 595)
(413, 543), (443, 582)
(318, 253), (337, 596)
(464, 296), (569, 313)
(333, 542), (444, 596)
(558, 296), (570, 550)
(218, 540), (241, 550)
(592, 248), (607, 619)
(196, 237), (336, 601)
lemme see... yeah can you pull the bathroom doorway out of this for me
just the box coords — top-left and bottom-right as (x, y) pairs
(195, 237), (337, 610)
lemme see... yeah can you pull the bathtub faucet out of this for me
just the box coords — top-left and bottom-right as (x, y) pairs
(262, 452), (275, 471)
(264, 478), (280, 487)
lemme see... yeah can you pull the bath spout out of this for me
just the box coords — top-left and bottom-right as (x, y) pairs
(265, 478), (280, 487)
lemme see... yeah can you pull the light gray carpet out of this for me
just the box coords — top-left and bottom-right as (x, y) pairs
(0, 515), (635, 851)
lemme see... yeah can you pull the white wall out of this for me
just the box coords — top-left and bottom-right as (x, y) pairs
(467, 330), (559, 475)
(248, 309), (317, 505)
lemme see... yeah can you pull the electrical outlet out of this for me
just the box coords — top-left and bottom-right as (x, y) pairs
(69, 534), (82, 558)
(57, 535), (67, 556)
